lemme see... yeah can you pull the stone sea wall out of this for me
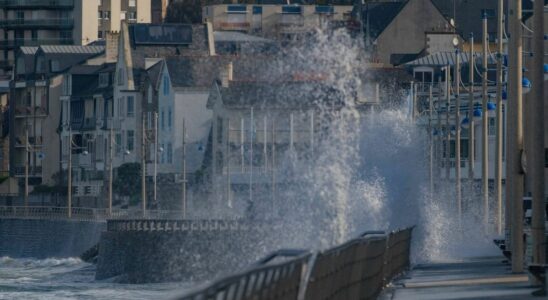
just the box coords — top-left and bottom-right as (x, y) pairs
(0, 219), (106, 258)
(96, 220), (267, 283)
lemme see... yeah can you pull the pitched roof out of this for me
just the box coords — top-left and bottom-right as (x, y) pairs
(146, 60), (164, 90)
(404, 51), (497, 66)
(360, 1), (408, 40)
(19, 47), (39, 55)
(214, 81), (346, 109)
(39, 45), (104, 54)
(214, 31), (273, 43)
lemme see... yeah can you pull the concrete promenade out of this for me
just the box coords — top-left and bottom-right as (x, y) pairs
(382, 256), (541, 299)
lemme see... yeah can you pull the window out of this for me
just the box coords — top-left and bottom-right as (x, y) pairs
(15, 11), (24, 20)
(98, 31), (103, 39)
(31, 30), (37, 41)
(161, 110), (165, 130)
(252, 6), (262, 14)
(118, 97), (123, 117)
(488, 117), (496, 136)
(127, 96), (134, 117)
(168, 108), (172, 129)
(315, 6), (334, 14)
(115, 133), (122, 154)
(129, 0), (136, 7)
(167, 143), (172, 163)
(163, 75), (169, 95)
(227, 5), (247, 13)
(50, 60), (60, 72)
(282, 6), (302, 14)
(104, 11), (111, 19)
(118, 69), (124, 85)
(127, 130), (134, 152)
(127, 12), (136, 20)
(160, 144), (165, 163)
(98, 11), (103, 19)
(481, 9), (495, 19)
(60, 30), (72, 42)
(98, 73), (109, 87)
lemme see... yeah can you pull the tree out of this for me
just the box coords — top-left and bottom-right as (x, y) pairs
(113, 163), (141, 199)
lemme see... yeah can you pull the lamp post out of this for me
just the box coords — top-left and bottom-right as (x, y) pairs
(530, 0), (545, 267)
(482, 14), (489, 228)
(428, 84), (434, 195)
(455, 48), (462, 219)
(182, 118), (186, 218)
(445, 65), (451, 181)
(24, 127), (29, 213)
(153, 112), (158, 207)
(508, 0), (524, 273)
(67, 131), (90, 219)
(141, 114), (146, 218)
(108, 125), (113, 216)
(468, 33), (475, 199)
(495, 0), (504, 236)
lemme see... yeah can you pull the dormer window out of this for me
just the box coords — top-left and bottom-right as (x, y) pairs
(99, 73), (109, 87)
(50, 60), (60, 72)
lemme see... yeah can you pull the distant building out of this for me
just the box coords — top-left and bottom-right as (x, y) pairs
(151, 0), (169, 24)
(202, 3), (353, 42)
(351, 0), (456, 65)
(0, 0), (159, 77)
(10, 45), (105, 189)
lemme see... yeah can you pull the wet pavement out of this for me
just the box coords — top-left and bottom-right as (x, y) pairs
(381, 256), (544, 300)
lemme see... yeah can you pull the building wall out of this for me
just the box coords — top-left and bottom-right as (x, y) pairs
(73, 0), (100, 45)
(203, 4), (352, 39)
(375, 0), (450, 64)
(172, 89), (212, 174)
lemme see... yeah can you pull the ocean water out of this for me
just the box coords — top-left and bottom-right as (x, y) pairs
(0, 257), (190, 300)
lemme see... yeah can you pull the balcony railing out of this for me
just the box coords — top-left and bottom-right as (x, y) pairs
(13, 166), (42, 177)
(14, 106), (48, 117)
(14, 135), (43, 148)
(0, 38), (73, 49)
(0, 19), (74, 29)
(0, 0), (74, 9)
(219, 21), (250, 31)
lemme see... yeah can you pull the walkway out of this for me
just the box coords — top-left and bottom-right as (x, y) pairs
(382, 256), (541, 300)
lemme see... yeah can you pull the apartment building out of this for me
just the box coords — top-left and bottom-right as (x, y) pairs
(202, 3), (352, 41)
(97, 0), (152, 39)
(10, 44), (105, 188)
(0, 0), (99, 76)
(0, 0), (163, 77)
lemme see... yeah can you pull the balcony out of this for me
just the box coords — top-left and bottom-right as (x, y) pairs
(0, 0), (74, 9)
(0, 38), (73, 49)
(0, 19), (74, 29)
(14, 135), (43, 148)
(13, 165), (42, 177)
(14, 106), (48, 118)
(219, 21), (250, 31)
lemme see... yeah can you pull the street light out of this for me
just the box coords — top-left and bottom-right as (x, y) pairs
(67, 131), (91, 219)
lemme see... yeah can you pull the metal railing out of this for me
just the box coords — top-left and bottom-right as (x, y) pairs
(0, 38), (73, 48)
(0, 206), (191, 221)
(176, 227), (414, 300)
(107, 219), (247, 232)
(0, 0), (74, 8)
(0, 19), (74, 29)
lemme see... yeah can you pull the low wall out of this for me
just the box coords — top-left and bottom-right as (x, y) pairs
(0, 218), (106, 258)
(96, 220), (265, 283)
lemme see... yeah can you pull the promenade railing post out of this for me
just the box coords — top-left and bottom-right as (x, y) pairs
(508, 0), (524, 273)
(495, 0), (504, 236)
(531, 0), (545, 267)
(482, 14), (489, 228)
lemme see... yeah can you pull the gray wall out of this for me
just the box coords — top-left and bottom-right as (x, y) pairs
(0, 219), (105, 258)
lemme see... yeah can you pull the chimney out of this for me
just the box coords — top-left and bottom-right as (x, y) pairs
(105, 31), (120, 63)
(221, 62), (233, 88)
